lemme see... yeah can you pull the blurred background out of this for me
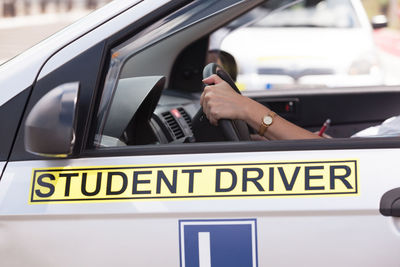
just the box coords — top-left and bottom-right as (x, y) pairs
(0, 0), (111, 64)
(363, 0), (399, 28)
(1, 0), (400, 88)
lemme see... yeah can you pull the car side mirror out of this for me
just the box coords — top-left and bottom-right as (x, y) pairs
(24, 82), (80, 158)
(371, 15), (388, 29)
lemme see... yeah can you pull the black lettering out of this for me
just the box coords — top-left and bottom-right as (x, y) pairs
(35, 174), (55, 198)
(305, 166), (325, 190)
(133, 171), (151, 194)
(156, 170), (177, 194)
(242, 168), (264, 192)
(215, 169), (237, 192)
(330, 166), (353, 189)
(278, 166), (300, 191)
(106, 172), (128, 195)
(81, 172), (102, 196)
(269, 167), (274, 191)
(59, 173), (78, 196)
(182, 169), (202, 193)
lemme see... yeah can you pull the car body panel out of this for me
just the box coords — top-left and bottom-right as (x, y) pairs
(1, 149), (400, 265)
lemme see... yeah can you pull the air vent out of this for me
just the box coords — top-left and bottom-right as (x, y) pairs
(162, 112), (184, 139)
(177, 107), (193, 131)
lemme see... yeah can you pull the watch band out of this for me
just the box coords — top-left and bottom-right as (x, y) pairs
(258, 112), (276, 136)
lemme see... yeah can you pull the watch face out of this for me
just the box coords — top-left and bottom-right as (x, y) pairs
(263, 115), (273, 125)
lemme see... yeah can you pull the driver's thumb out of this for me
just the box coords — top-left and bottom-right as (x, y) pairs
(202, 74), (223, 85)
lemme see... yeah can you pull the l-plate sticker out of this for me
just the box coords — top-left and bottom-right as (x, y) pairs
(179, 219), (258, 267)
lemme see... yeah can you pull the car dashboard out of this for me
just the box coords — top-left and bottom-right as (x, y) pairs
(151, 93), (200, 145)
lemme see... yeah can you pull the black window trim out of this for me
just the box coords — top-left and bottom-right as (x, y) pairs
(81, 137), (400, 158)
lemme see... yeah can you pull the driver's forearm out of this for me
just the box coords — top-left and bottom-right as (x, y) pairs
(242, 98), (321, 140)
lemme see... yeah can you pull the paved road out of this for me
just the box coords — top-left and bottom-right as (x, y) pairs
(0, 22), (71, 62)
(0, 12), (87, 64)
(374, 29), (400, 58)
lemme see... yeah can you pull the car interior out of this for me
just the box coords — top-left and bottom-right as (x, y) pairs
(94, 0), (400, 148)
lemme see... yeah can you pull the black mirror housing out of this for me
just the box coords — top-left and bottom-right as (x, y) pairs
(24, 82), (80, 158)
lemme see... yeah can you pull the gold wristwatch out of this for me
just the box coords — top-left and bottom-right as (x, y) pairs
(258, 112), (276, 136)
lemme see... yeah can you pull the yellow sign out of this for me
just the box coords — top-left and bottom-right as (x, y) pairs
(30, 160), (358, 203)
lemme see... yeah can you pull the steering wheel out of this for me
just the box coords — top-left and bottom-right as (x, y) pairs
(192, 63), (251, 142)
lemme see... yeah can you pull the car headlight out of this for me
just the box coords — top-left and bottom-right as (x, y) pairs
(348, 53), (380, 75)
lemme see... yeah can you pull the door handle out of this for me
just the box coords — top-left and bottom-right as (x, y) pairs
(380, 187), (400, 217)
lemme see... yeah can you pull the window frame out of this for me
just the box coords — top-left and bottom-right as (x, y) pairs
(84, 0), (400, 159)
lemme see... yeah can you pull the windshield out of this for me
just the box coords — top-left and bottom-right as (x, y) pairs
(253, 0), (360, 28)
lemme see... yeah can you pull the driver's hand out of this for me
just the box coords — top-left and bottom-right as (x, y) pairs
(200, 74), (250, 126)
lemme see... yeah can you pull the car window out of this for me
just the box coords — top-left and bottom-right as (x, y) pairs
(91, 0), (400, 152)
(93, 0), (260, 148)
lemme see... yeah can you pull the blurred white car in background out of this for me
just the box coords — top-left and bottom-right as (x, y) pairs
(221, 0), (385, 90)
